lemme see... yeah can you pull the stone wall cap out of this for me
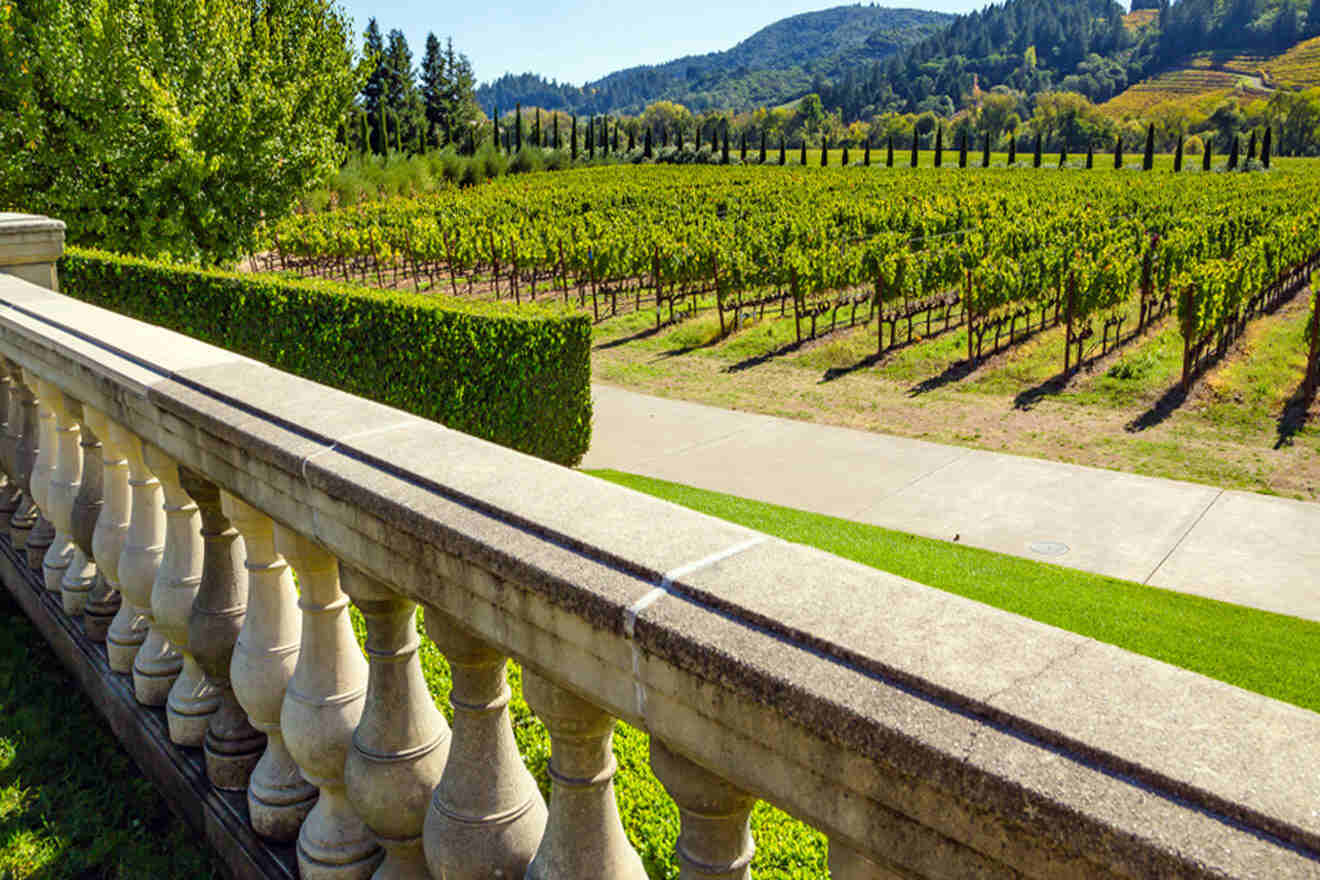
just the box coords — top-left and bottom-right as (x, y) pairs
(0, 213), (67, 233)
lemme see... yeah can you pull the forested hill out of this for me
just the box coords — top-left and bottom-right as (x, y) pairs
(474, 5), (951, 115)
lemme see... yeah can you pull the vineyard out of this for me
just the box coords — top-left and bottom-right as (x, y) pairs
(259, 163), (1320, 395)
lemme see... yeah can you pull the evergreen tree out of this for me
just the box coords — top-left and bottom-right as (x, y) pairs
(1143, 123), (1155, 171)
(419, 33), (444, 147)
(492, 105), (499, 153)
(801, 138), (808, 165)
(821, 135), (828, 166)
(534, 108), (541, 146)
(722, 123), (730, 163)
(628, 127), (635, 152)
(842, 145), (850, 166)
(382, 30), (424, 153)
(644, 127), (652, 158)
(587, 117), (595, 158)
(1203, 138), (1213, 171)
(437, 39), (477, 148)
(677, 125), (684, 151)
(711, 123), (718, 153)
(958, 131), (967, 168)
(376, 104), (387, 156)
(1229, 134), (1240, 169)
(662, 126), (668, 148)
(553, 114), (560, 150)
(780, 135), (787, 165)
(1059, 141), (1067, 168)
(864, 139), (871, 166)
(1174, 134), (1183, 172)
(1308, 0), (1320, 38)
(1246, 130), (1257, 162)
(982, 133), (990, 167)
(1114, 136), (1123, 169)
(1262, 126), (1272, 168)
(910, 134), (918, 167)
(760, 130), (768, 164)
(363, 20), (387, 153)
(1086, 142), (1094, 169)
(359, 111), (369, 155)
(887, 135), (894, 167)
(739, 130), (746, 162)
(934, 125), (943, 168)
(571, 115), (578, 160)
(1008, 134), (1016, 166)
(514, 103), (523, 151)
(1033, 132), (1042, 168)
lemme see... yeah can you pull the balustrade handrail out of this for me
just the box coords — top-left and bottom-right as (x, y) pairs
(0, 256), (1315, 877)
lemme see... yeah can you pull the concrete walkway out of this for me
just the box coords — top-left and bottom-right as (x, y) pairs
(581, 384), (1320, 622)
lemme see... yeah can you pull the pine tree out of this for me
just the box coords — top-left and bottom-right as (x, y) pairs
(1229, 134), (1240, 170)
(363, 19), (387, 153)
(1203, 138), (1213, 171)
(571, 115), (578, 160)
(1033, 132), (1042, 168)
(958, 131), (967, 168)
(934, 126), (943, 168)
(1262, 126), (1272, 168)
(419, 33), (444, 148)
(888, 135), (894, 167)
(661, 126), (668, 148)
(438, 39), (477, 149)
(613, 120), (620, 153)
(1143, 123), (1155, 171)
(982, 133), (990, 167)
(1174, 134), (1183, 172)
(382, 30), (423, 155)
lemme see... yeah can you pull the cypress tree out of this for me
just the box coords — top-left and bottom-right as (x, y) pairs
(821, 135), (828, 166)
(492, 106), (499, 154)
(1114, 136), (1123, 169)
(613, 121), (620, 153)
(934, 125), (944, 168)
(677, 125), (684, 151)
(760, 130), (768, 164)
(1142, 123), (1155, 171)
(1008, 134), (1016, 166)
(1229, 134), (1240, 170)
(910, 133), (919, 167)
(842, 144), (850, 166)
(982, 133), (990, 167)
(514, 104), (523, 152)
(1246, 130), (1257, 163)
(722, 124), (730, 164)
(534, 108), (541, 146)
(1174, 134), (1183, 172)
(1262, 126), (1272, 168)
(864, 139), (871, 166)
(1033, 132), (1042, 167)
(887, 135), (894, 167)
(1086, 142), (1094, 169)
(740, 130), (747, 162)
(800, 138), (807, 166)
(571, 115), (578, 159)
(780, 135), (787, 165)
(360, 111), (370, 155)
(417, 128), (424, 155)
(644, 127), (653, 159)
(1203, 138), (1213, 171)
(553, 114), (561, 150)
(1059, 140), (1067, 168)
(958, 131), (967, 168)
(587, 117), (594, 158)
(711, 124), (718, 153)
(628, 127), (635, 152)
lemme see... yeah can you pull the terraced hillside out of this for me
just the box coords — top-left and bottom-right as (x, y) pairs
(1102, 68), (1268, 116)
(1264, 36), (1320, 89)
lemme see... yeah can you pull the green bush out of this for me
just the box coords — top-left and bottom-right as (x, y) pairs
(59, 248), (592, 466)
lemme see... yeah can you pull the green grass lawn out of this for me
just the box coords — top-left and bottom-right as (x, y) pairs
(589, 469), (1320, 714)
(0, 592), (218, 878)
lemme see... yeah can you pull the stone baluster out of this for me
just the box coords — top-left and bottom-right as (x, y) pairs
(40, 381), (81, 597)
(341, 567), (450, 880)
(81, 407), (127, 642)
(143, 444), (219, 747)
(422, 610), (546, 880)
(180, 468), (265, 790)
(109, 424), (180, 704)
(224, 495), (316, 841)
(8, 363), (39, 551)
(60, 403), (101, 616)
(829, 840), (897, 879)
(277, 527), (379, 879)
(0, 365), (23, 529)
(101, 421), (150, 672)
(523, 670), (645, 880)
(650, 739), (757, 880)
(23, 369), (55, 570)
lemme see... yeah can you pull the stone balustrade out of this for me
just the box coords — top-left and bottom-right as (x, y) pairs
(0, 215), (1318, 879)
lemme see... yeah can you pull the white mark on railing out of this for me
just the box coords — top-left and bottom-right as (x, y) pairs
(298, 420), (417, 483)
(625, 534), (768, 719)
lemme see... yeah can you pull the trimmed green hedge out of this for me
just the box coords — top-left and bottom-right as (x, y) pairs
(59, 248), (591, 466)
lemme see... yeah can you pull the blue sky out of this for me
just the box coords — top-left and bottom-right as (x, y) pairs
(336, 0), (992, 87)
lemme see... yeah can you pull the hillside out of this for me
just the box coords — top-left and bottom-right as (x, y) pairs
(474, 5), (951, 116)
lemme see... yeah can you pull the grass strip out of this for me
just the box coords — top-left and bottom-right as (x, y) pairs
(588, 468), (1320, 714)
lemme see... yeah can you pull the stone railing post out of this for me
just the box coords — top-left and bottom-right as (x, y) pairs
(180, 468), (265, 790)
(100, 422), (149, 673)
(143, 444), (218, 747)
(225, 495), (316, 842)
(0, 213), (64, 292)
(0, 365), (22, 530)
(276, 527), (379, 879)
(23, 370), (55, 571)
(59, 400), (100, 615)
(81, 406), (127, 642)
(422, 610), (546, 880)
(524, 670), (645, 880)
(341, 566), (450, 880)
(40, 381), (81, 597)
(650, 739), (757, 880)
(7, 362), (39, 552)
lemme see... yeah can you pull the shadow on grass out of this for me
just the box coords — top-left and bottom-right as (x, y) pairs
(820, 352), (885, 383)
(724, 338), (805, 373)
(907, 358), (979, 396)
(1274, 385), (1316, 449)
(593, 324), (665, 351)
(1013, 374), (1070, 411)
(1126, 384), (1189, 432)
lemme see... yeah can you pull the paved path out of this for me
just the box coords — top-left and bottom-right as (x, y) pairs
(581, 384), (1320, 622)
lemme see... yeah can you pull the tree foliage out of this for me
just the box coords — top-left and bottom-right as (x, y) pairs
(0, 0), (361, 263)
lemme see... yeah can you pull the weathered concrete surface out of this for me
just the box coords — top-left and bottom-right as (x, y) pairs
(583, 383), (1319, 619)
(4, 274), (1320, 877)
(0, 213), (64, 291)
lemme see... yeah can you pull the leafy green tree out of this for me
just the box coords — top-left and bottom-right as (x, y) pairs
(0, 0), (360, 263)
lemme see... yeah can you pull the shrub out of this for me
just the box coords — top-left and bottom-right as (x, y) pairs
(59, 249), (592, 466)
